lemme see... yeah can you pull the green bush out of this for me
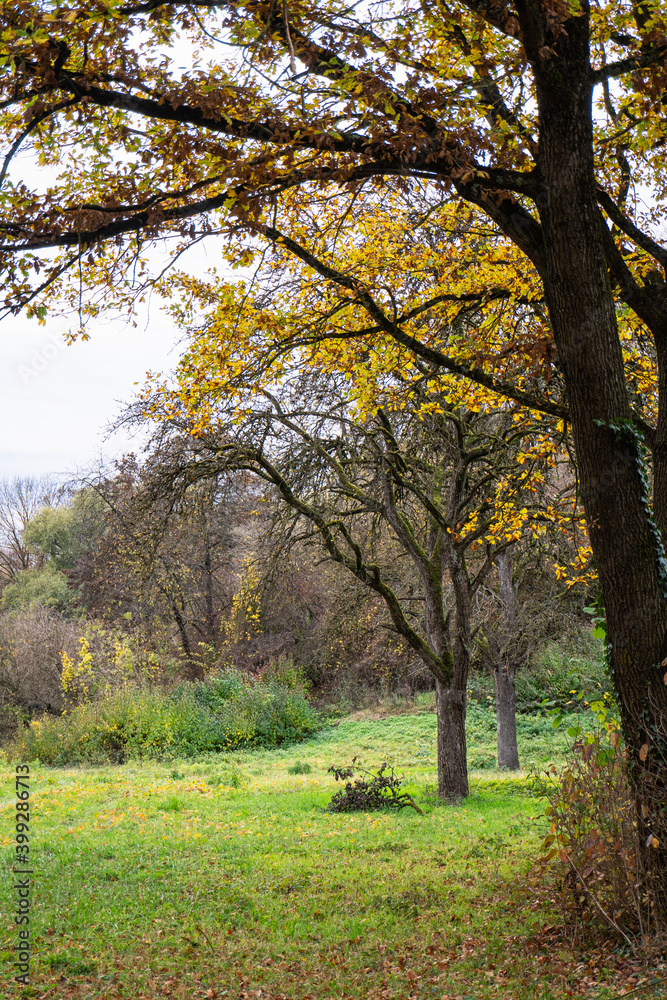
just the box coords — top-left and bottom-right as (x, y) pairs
(189, 672), (246, 707)
(10, 671), (320, 765)
(515, 636), (611, 712)
(288, 761), (312, 774)
(259, 656), (311, 693)
(467, 631), (611, 714)
(1, 564), (78, 613)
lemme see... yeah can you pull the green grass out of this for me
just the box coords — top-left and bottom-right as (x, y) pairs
(0, 708), (651, 999)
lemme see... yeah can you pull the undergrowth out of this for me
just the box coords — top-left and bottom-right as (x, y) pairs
(538, 697), (667, 954)
(8, 672), (320, 764)
(468, 633), (609, 714)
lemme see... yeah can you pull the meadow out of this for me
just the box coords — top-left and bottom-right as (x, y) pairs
(2, 705), (664, 1000)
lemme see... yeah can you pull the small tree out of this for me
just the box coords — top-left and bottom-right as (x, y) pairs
(77, 452), (247, 671)
(0, 477), (61, 585)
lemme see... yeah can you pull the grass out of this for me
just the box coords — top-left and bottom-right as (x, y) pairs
(1, 707), (663, 999)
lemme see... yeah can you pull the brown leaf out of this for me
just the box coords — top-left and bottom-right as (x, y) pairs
(639, 744), (649, 762)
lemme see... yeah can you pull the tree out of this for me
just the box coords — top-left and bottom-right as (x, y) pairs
(78, 452), (241, 669)
(0, 487), (107, 613)
(1, 0), (667, 875)
(138, 378), (565, 797)
(475, 543), (554, 769)
(477, 545), (522, 770)
(24, 489), (107, 573)
(0, 477), (60, 584)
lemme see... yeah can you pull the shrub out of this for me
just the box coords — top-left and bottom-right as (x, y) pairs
(10, 670), (320, 765)
(0, 606), (81, 725)
(537, 699), (662, 949)
(189, 672), (246, 707)
(58, 622), (163, 707)
(288, 761), (312, 774)
(517, 635), (611, 712)
(0, 564), (77, 613)
(259, 656), (310, 693)
(326, 759), (423, 814)
(467, 631), (611, 713)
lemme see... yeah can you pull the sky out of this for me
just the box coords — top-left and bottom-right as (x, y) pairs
(0, 305), (183, 481)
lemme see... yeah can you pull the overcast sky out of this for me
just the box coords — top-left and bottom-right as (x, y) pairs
(0, 305), (183, 482)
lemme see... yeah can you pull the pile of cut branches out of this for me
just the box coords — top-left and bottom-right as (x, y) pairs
(327, 758), (423, 814)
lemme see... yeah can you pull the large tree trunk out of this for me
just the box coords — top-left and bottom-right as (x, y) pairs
(526, 7), (667, 896)
(424, 590), (469, 800)
(433, 546), (472, 801)
(435, 678), (468, 800)
(420, 558), (469, 801)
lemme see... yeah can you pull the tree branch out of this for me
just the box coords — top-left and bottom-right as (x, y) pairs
(597, 187), (667, 271)
(591, 45), (667, 83)
(258, 222), (567, 420)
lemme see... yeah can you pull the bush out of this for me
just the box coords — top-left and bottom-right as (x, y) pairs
(9, 670), (320, 765)
(467, 630), (611, 713)
(0, 564), (77, 613)
(189, 672), (246, 707)
(537, 700), (661, 948)
(259, 656), (311, 694)
(516, 634), (611, 712)
(58, 622), (164, 707)
(0, 606), (81, 726)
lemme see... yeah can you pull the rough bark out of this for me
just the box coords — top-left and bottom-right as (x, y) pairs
(423, 557), (469, 800)
(435, 678), (469, 800)
(435, 544), (472, 799)
(379, 451), (470, 800)
(202, 530), (216, 646)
